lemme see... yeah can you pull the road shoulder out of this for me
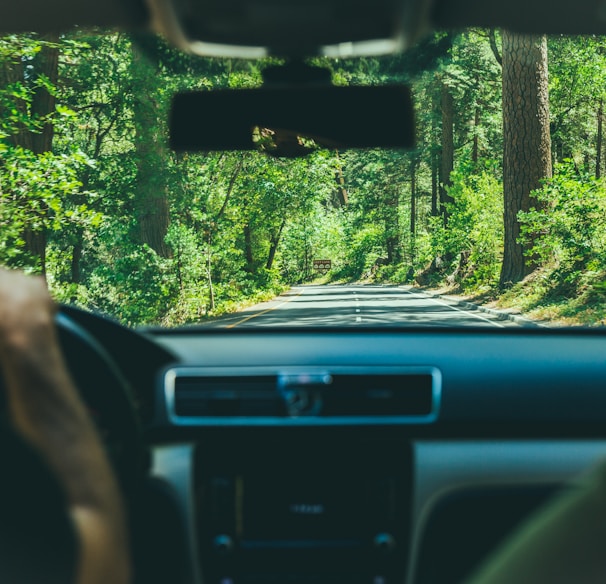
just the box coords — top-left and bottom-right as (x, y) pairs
(408, 286), (546, 328)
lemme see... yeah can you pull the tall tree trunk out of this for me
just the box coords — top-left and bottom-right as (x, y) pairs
(206, 232), (215, 312)
(500, 32), (552, 287)
(266, 218), (286, 270)
(71, 242), (83, 285)
(243, 224), (254, 272)
(431, 155), (439, 217)
(385, 189), (401, 264)
(597, 99), (603, 179)
(440, 83), (455, 226)
(472, 106), (480, 165)
(27, 37), (60, 274)
(410, 157), (417, 237)
(30, 39), (59, 155)
(216, 159), (243, 220)
(7, 35), (60, 274)
(334, 150), (348, 206)
(302, 217), (311, 280)
(131, 43), (171, 258)
(488, 29), (503, 67)
(431, 85), (440, 216)
(409, 156), (417, 265)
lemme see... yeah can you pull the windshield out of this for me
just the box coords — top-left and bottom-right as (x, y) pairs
(0, 30), (603, 328)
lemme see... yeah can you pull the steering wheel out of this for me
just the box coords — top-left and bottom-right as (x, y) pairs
(55, 310), (147, 491)
(0, 309), (146, 487)
(0, 309), (145, 583)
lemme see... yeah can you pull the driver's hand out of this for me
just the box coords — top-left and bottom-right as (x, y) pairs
(0, 267), (131, 584)
(0, 268), (56, 355)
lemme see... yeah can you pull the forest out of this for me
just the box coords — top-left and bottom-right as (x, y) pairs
(1, 29), (606, 326)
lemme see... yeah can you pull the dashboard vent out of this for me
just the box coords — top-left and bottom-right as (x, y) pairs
(164, 367), (441, 426)
(173, 375), (282, 417)
(325, 374), (434, 416)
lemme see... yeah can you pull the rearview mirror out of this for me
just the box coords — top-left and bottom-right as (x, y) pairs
(169, 85), (414, 157)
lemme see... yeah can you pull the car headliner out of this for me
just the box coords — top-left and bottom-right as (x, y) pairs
(2, 0), (606, 56)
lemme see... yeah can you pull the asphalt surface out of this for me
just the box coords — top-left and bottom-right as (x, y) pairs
(204, 284), (526, 328)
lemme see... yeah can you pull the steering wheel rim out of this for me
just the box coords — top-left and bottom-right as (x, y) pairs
(55, 309), (147, 493)
(0, 309), (145, 583)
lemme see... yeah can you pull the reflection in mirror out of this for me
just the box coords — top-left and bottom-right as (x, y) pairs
(252, 127), (323, 158)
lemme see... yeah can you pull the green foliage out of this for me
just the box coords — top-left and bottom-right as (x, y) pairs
(162, 223), (210, 323)
(415, 170), (503, 288)
(86, 243), (174, 325)
(519, 161), (606, 271)
(344, 224), (386, 279)
(549, 36), (606, 168)
(2, 29), (606, 326)
(0, 146), (99, 268)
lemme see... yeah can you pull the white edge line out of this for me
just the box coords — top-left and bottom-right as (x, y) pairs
(410, 289), (506, 329)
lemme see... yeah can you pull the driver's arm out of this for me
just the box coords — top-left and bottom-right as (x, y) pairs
(0, 269), (131, 584)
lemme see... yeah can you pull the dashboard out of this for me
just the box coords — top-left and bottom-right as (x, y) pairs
(2, 1), (605, 582)
(86, 323), (606, 584)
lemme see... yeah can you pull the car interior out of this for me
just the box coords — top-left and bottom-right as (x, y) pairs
(3, 1), (606, 583)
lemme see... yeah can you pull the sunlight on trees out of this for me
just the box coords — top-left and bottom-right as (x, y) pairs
(1, 30), (606, 325)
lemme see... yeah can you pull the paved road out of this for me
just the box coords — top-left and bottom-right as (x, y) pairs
(204, 285), (523, 328)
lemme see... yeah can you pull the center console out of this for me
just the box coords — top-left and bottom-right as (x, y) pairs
(194, 433), (412, 584)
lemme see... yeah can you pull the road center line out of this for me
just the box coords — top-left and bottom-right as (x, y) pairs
(226, 289), (303, 328)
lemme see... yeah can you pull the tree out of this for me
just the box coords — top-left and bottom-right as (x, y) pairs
(130, 37), (171, 258)
(1, 34), (60, 273)
(55, 32), (133, 288)
(548, 36), (606, 173)
(440, 82), (455, 224)
(500, 32), (552, 287)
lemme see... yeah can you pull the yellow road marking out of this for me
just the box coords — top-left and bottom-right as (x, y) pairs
(226, 289), (303, 328)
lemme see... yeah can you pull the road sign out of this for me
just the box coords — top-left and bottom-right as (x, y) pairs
(313, 260), (331, 273)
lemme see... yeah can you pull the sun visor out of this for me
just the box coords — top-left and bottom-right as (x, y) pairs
(432, 0), (606, 34)
(0, 0), (148, 33)
(146, 0), (432, 58)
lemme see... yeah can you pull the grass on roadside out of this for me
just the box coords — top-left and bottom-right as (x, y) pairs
(425, 265), (606, 327)
(494, 267), (606, 326)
